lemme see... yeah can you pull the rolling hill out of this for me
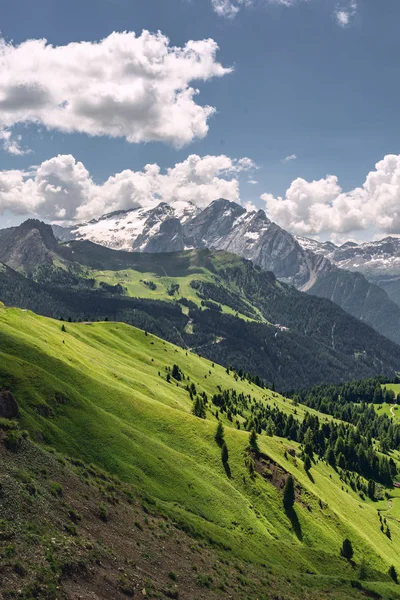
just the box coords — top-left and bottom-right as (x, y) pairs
(1, 306), (400, 599)
(0, 221), (400, 389)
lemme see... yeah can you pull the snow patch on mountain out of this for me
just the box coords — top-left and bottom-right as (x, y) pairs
(71, 201), (199, 251)
(296, 235), (400, 277)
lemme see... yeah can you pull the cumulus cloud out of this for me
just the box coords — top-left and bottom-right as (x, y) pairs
(0, 153), (256, 221)
(0, 31), (231, 148)
(244, 201), (258, 211)
(248, 179), (258, 185)
(261, 155), (400, 238)
(283, 154), (297, 162)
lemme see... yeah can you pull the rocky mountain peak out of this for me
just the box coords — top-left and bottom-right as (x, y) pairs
(0, 218), (60, 275)
(18, 219), (59, 250)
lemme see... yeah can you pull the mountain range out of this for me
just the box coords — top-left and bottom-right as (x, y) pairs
(2, 212), (400, 599)
(0, 219), (399, 390)
(296, 235), (400, 308)
(50, 198), (400, 347)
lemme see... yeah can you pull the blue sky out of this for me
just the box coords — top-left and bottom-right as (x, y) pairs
(1, 0), (400, 241)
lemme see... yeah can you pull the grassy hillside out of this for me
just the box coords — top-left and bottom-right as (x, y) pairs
(1, 306), (400, 598)
(1, 421), (397, 600)
(3, 225), (400, 389)
(3, 428), (328, 600)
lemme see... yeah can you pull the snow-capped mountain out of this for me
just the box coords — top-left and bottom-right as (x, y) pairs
(50, 198), (400, 345)
(53, 200), (400, 295)
(295, 235), (400, 306)
(295, 236), (338, 257)
(335, 238), (400, 276)
(59, 201), (200, 252)
(296, 235), (400, 276)
(54, 199), (333, 290)
(180, 200), (333, 290)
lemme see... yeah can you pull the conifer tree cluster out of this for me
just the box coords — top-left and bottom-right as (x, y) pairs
(210, 385), (396, 484)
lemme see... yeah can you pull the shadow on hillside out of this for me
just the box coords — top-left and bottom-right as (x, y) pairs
(223, 462), (232, 478)
(285, 507), (302, 541)
(306, 470), (315, 484)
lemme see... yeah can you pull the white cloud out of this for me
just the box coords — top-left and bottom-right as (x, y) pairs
(212, 0), (357, 26)
(0, 129), (29, 156)
(261, 155), (400, 238)
(335, 10), (350, 26)
(211, 0), (248, 17)
(235, 157), (258, 171)
(248, 179), (258, 185)
(283, 154), (297, 162)
(0, 170), (38, 215)
(211, 0), (297, 17)
(244, 201), (258, 211)
(0, 31), (231, 149)
(0, 153), (256, 221)
(334, 1), (357, 27)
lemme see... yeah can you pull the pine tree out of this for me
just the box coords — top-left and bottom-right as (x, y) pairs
(304, 454), (312, 472)
(266, 418), (275, 437)
(303, 427), (314, 457)
(340, 538), (354, 560)
(337, 452), (346, 469)
(249, 429), (259, 452)
(367, 479), (375, 500)
(325, 446), (336, 467)
(283, 475), (295, 511)
(61, 324), (66, 332)
(193, 397), (206, 419)
(172, 364), (182, 381)
(215, 422), (224, 447)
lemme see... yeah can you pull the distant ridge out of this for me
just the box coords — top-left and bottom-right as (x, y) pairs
(48, 199), (400, 347)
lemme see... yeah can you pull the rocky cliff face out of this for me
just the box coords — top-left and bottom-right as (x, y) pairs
(0, 220), (59, 276)
(181, 201), (334, 290)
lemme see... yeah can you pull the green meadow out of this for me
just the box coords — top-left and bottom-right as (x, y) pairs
(1, 305), (400, 597)
(89, 249), (266, 322)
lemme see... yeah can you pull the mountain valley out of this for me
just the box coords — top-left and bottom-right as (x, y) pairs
(0, 220), (399, 390)
(48, 199), (400, 347)
(1, 213), (400, 600)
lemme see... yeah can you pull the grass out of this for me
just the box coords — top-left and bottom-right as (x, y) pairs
(0, 305), (399, 597)
(91, 264), (262, 321)
(383, 384), (400, 395)
(373, 383), (400, 423)
(375, 402), (400, 422)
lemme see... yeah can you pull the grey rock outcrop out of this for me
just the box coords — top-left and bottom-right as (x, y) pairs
(0, 390), (19, 419)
